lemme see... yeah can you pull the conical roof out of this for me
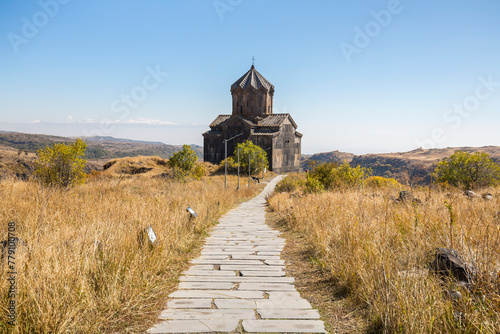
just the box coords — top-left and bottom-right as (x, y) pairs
(231, 65), (274, 92)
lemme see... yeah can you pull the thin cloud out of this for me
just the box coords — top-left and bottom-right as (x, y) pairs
(69, 118), (178, 126)
(108, 118), (178, 126)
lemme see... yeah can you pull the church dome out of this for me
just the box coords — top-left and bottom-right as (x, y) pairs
(231, 65), (274, 92)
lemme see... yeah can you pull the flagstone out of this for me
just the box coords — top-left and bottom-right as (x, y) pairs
(242, 320), (326, 333)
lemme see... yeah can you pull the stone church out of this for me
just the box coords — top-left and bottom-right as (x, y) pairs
(203, 65), (302, 173)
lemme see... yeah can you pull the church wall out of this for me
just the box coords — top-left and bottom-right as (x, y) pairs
(271, 119), (301, 173)
(203, 124), (250, 165)
(203, 135), (224, 165)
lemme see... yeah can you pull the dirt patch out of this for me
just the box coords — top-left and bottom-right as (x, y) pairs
(266, 211), (369, 334)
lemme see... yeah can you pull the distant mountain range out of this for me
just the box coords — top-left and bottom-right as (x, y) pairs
(303, 146), (500, 184)
(0, 132), (203, 160)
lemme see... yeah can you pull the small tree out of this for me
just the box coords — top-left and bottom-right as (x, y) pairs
(35, 139), (87, 187)
(434, 151), (500, 190)
(229, 141), (268, 175)
(168, 145), (198, 172)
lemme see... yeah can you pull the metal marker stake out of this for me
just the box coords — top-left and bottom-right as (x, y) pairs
(248, 153), (251, 187)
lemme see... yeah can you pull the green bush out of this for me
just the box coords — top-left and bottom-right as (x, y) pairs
(434, 151), (500, 190)
(308, 162), (371, 190)
(305, 173), (324, 193)
(334, 163), (371, 188)
(168, 145), (198, 172)
(308, 162), (338, 189)
(35, 138), (87, 188)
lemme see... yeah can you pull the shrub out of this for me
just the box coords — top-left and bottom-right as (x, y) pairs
(308, 162), (338, 189)
(169, 167), (190, 182)
(434, 151), (500, 190)
(35, 138), (87, 188)
(365, 176), (401, 189)
(167, 145), (198, 172)
(334, 163), (371, 188)
(218, 156), (239, 173)
(308, 162), (371, 190)
(192, 163), (206, 180)
(305, 174), (324, 193)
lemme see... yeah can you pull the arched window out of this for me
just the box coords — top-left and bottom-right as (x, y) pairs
(240, 106), (243, 113)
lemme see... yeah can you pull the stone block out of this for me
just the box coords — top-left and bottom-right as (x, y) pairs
(159, 308), (256, 320)
(148, 319), (239, 333)
(169, 290), (264, 299)
(242, 320), (326, 333)
(166, 299), (212, 309)
(257, 309), (321, 319)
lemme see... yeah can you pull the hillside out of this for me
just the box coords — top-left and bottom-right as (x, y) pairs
(0, 131), (203, 178)
(0, 132), (203, 159)
(305, 146), (500, 185)
(301, 150), (355, 169)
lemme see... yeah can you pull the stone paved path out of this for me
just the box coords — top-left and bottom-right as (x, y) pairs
(148, 176), (327, 333)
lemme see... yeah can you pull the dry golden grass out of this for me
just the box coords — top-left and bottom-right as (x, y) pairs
(0, 173), (258, 333)
(100, 155), (171, 177)
(269, 185), (500, 333)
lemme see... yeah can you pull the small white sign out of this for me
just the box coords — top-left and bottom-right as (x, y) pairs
(147, 225), (157, 245)
(186, 206), (198, 218)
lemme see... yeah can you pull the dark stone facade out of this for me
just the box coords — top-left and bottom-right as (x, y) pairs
(203, 65), (302, 173)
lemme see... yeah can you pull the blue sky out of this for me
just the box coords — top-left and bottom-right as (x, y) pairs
(1, 0), (499, 154)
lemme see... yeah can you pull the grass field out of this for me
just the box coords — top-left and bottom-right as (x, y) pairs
(269, 181), (500, 333)
(0, 172), (258, 333)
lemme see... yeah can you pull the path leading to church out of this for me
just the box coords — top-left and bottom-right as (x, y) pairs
(148, 176), (327, 333)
